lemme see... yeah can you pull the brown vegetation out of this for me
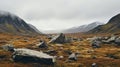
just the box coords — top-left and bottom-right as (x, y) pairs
(0, 33), (120, 67)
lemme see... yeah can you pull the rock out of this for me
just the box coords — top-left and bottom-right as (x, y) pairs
(12, 48), (55, 64)
(36, 41), (48, 48)
(87, 36), (101, 41)
(103, 37), (109, 40)
(91, 40), (101, 48)
(55, 44), (63, 46)
(106, 35), (118, 43)
(101, 35), (120, 45)
(115, 37), (120, 46)
(68, 53), (77, 61)
(92, 63), (97, 67)
(2, 44), (14, 52)
(58, 56), (64, 60)
(49, 33), (67, 44)
(59, 56), (64, 59)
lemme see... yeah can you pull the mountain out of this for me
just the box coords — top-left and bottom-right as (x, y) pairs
(88, 13), (120, 33)
(62, 22), (103, 33)
(0, 11), (40, 35)
(28, 24), (42, 34)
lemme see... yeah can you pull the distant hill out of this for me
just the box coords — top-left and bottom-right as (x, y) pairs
(88, 13), (120, 33)
(62, 22), (103, 33)
(0, 11), (41, 35)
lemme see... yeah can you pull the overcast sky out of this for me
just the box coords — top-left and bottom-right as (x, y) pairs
(0, 0), (120, 31)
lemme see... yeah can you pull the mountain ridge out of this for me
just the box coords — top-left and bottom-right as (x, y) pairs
(62, 22), (104, 33)
(87, 13), (120, 34)
(0, 11), (41, 35)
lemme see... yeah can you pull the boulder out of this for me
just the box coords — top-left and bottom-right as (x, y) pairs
(59, 56), (64, 59)
(49, 33), (67, 44)
(68, 53), (77, 61)
(92, 63), (98, 67)
(115, 37), (120, 46)
(102, 35), (119, 44)
(91, 40), (101, 48)
(36, 41), (48, 48)
(12, 48), (55, 64)
(106, 35), (118, 43)
(87, 36), (102, 42)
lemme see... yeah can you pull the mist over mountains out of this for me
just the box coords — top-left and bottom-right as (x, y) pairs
(0, 11), (41, 35)
(0, 11), (120, 35)
(42, 22), (103, 34)
(62, 22), (104, 33)
(43, 13), (120, 34)
(88, 13), (120, 34)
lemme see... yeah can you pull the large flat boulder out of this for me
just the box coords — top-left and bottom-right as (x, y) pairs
(12, 48), (55, 64)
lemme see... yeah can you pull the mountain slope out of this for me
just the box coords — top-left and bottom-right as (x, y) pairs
(0, 11), (40, 35)
(88, 13), (120, 33)
(62, 22), (103, 33)
(28, 24), (42, 34)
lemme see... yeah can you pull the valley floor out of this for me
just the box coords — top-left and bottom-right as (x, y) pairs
(0, 33), (120, 67)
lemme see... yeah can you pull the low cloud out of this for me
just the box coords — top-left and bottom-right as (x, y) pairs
(0, 0), (120, 30)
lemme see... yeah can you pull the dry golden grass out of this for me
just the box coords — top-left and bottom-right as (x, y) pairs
(0, 33), (120, 67)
